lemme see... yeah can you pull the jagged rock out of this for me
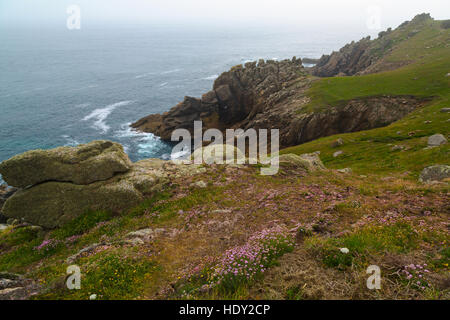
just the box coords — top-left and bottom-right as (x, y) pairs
(311, 36), (373, 77)
(428, 134), (447, 147)
(133, 59), (428, 151)
(311, 14), (433, 77)
(66, 243), (103, 264)
(132, 58), (305, 141)
(419, 165), (450, 183)
(0, 141), (132, 188)
(333, 151), (344, 158)
(126, 228), (166, 242)
(125, 238), (145, 246)
(278, 153), (325, 172)
(0, 279), (22, 290)
(0, 283), (41, 300)
(1, 145), (205, 228)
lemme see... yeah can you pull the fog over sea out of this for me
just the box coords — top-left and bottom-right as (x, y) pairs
(0, 24), (367, 183)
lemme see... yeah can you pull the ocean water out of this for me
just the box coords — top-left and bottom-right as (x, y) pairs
(0, 24), (364, 182)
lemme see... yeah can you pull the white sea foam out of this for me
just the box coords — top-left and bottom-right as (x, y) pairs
(114, 123), (165, 157)
(159, 82), (169, 87)
(62, 135), (80, 147)
(170, 148), (190, 160)
(135, 72), (155, 79)
(82, 101), (133, 133)
(202, 75), (219, 80)
(161, 69), (181, 75)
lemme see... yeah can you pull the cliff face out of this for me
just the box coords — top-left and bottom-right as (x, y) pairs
(310, 13), (434, 77)
(132, 59), (428, 148)
(131, 57), (305, 140)
(311, 36), (374, 77)
(132, 13), (436, 149)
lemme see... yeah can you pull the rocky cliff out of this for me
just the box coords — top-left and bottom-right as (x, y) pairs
(0, 141), (206, 228)
(311, 13), (434, 77)
(132, 60), (429, 149)
(132, 57), (305, 140)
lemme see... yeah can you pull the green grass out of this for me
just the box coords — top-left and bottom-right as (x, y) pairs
(306, 222), (420, 269)
(304, 19), (450, 111)
(51, 210), (113, 240)
(283, 19), (450, 176)
(35, 252), (159, 300)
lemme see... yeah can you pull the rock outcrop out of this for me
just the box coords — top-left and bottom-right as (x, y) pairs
(419, 165), (450, 183)
(0, 141), (132, 188)
(311, 14), (434, 77)
(133, 56), (428, 149)
(278, 153), (325, 172)
(0, 142), (205, 228)
(191, 144), (246, 164)
(428, 134), (447, 147)
(132, 57), (306, 140)
(311, 36), (374, 77)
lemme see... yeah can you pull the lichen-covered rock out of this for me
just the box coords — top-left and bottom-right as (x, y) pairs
(419, 165), (450, 183)
(278, 153), (325, 172)
(191, 144), (246, 164)
(1, 155), (205, 228)
(2, 180), (143, 229)
(428, 134), (447, 147)
(0, 141), (132, 188)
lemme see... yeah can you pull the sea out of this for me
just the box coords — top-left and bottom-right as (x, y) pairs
(0, 23), (368, 183)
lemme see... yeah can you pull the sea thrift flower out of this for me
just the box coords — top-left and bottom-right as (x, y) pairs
(210, 226), (294, 289)
(34, 239), (61, 252)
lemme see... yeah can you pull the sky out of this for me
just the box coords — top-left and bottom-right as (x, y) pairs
(0, 0), (449, 30)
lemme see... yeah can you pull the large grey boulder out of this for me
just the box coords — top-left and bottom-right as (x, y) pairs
(0, 141), (132, 188)
(278, 153), (326, 172)
(428, 134), (447, 147)
(419, 165), (450, 183)
(2, 180), (144, 229)
(1, 154), (205, 228)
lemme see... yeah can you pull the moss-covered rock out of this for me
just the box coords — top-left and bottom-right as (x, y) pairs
(419, 165), (450, 183)
(1, 155), (206, 228)
(2, 180), (143, 229)
(278, 153), (325, 172)
(0, 141), (132, 188)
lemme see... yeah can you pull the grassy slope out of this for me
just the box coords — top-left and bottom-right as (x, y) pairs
(285, 19), (450, 176)
(0, 17), (449, 301)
